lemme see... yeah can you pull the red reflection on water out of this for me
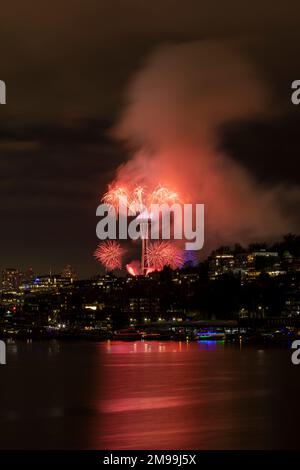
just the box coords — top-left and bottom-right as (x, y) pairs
(105, 340), (191, 354)
(88, 340), (231, 449)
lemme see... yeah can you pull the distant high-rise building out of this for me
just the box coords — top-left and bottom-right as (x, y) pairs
(1, 268), (23, 292)
(283, 253), (300, 273)
(24, 266), (35, 283)
(208, 254), (235, 280)
(61, 264), (77, 281)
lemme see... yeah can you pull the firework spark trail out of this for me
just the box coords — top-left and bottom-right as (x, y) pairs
(146, 241), (184, 271)
(148, 186), (179, 205)
(94, 240), (125, 271)
(131, 186), (146, 213)
(102, 184), (180, 215)
(102, 186), (131, 213)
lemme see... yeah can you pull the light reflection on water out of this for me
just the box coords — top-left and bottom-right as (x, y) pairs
(105, 340), (224, 354)
(0, 340), (299, 449)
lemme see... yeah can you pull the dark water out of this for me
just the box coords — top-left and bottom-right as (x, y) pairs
(0, 340), (300, 449)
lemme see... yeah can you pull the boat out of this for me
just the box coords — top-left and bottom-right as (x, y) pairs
(113, 328), (142, 341)
(196, 330), (225, 341)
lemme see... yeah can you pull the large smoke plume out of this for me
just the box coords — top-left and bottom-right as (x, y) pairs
(110, 40), (300, 253)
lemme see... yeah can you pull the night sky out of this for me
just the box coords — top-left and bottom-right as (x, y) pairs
(0, 1), (300, 277)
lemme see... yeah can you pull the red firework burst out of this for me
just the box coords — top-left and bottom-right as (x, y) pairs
(102, 184), (180, 214)
(94, 241), (125, 271)
(148, 186), (179, 205)
(146, 241), (184, 271)
(102, 186), (130, 213)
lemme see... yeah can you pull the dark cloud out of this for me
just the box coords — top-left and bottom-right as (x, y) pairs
(221, 114), (300, 186)
(0, 120), (124, 275)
